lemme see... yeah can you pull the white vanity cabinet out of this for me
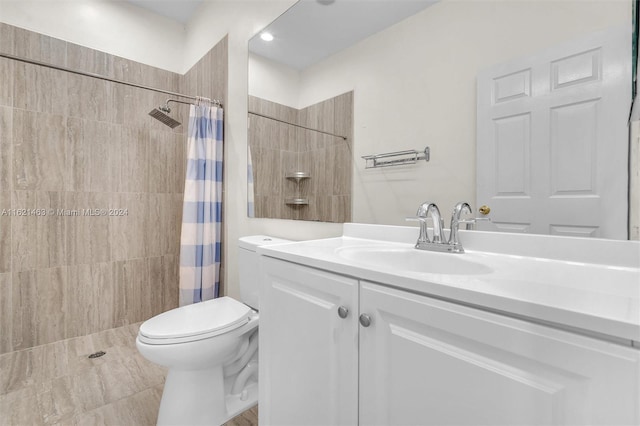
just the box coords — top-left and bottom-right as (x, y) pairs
(259, 256), (359, 425)
(260, 257), (640, 426)
(359, 282), (640, 426)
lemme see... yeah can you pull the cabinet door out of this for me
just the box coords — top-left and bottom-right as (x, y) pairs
(359, 281), (640, 426)
(259, 257), (359, 426)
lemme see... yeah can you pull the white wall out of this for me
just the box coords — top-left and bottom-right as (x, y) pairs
(293, 0), (631, 227)
(630, 121), (639, 239)
(0, 0), (186, 73)
(248, 52), (301, 108)
(630, 31), (640, 240)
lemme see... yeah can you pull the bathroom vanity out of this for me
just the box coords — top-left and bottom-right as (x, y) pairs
(257, 224), (640, 425)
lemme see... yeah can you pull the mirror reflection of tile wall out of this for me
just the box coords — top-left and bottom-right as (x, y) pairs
(248, 92), (353, 222)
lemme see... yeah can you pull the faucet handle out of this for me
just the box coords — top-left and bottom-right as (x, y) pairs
(458, 217), (491, 230)
(406, 216), (435, 223)
(405, 216), (424, 222)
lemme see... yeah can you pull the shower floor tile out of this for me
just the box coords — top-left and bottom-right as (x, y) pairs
(0, 323), (258, 426)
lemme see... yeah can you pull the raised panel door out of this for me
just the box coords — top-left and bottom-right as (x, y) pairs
(259, 257), (359, 425)
(477, 26), (631, 238)
(359, 281), (639, 425)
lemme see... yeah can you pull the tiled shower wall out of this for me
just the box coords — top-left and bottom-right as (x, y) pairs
(248, 92), (352, 222)
(0, 24), (227, 355)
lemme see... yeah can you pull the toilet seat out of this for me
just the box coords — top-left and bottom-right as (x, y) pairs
(138, 297), (253, 345)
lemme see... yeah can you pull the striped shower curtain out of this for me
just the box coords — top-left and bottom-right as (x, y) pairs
(179, 101), (224, 306)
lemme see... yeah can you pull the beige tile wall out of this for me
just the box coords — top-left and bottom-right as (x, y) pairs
(248, 92), (353, 223)
(0, 24), (228, 354)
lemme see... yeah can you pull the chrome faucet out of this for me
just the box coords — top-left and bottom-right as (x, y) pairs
(409, 201), (474, 253)
(415, 202), (445, 249)
(448, 202), (472, 251)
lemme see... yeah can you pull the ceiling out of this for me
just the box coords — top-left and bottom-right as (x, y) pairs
(125, 0), (439, 70)
(126, 0), (203, 24)
(249, 0), (439, 70)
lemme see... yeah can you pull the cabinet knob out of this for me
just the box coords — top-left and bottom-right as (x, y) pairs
(337, 306), (349, 319)
(359, 314), (372, 327)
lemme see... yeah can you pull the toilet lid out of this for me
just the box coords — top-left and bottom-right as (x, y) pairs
(139, 297), (252, 342)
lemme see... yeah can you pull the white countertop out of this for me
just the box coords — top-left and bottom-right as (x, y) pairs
(257, 224), (640, 343)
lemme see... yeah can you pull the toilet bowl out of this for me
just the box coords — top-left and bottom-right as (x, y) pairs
(136, 236), (290, 426)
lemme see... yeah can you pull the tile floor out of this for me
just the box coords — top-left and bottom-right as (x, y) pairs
(0, 323), (258, 425)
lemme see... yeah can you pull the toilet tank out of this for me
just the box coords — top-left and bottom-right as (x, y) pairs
(238, 235), (291, 310)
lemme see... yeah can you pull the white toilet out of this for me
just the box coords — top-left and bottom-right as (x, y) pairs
(136, 236), (290, 426)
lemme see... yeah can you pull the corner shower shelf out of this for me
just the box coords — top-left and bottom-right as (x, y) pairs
(285, 198), (309, 205)
(285, 171), (310, 182)
(285, 172), (310, 206)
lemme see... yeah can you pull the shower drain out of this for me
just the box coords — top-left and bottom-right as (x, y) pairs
(88, 351), (106, 359)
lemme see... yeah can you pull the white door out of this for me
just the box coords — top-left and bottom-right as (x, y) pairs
(477, 26), (631, 239)
(259, 257), (359, 426)
(359, 281), (640, 426)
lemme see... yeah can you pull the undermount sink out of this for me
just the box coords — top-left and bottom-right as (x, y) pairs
(335, 246), (492, 275)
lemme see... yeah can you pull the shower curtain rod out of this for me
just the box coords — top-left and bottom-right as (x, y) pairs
(0, 52), (222, 107)
(249, 111), (347, 140)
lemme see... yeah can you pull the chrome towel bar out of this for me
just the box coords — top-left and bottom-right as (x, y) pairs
(362, 146), (430, 169)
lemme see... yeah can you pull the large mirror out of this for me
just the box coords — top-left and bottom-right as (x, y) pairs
(248, 0), (637, 240)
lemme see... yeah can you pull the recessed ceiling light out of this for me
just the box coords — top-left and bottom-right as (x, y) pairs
(260, 32), (274, 42)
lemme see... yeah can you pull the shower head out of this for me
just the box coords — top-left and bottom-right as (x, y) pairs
(149, 106), (181, 129)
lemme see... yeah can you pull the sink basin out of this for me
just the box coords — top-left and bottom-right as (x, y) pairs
(335, 246), (492, 275)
